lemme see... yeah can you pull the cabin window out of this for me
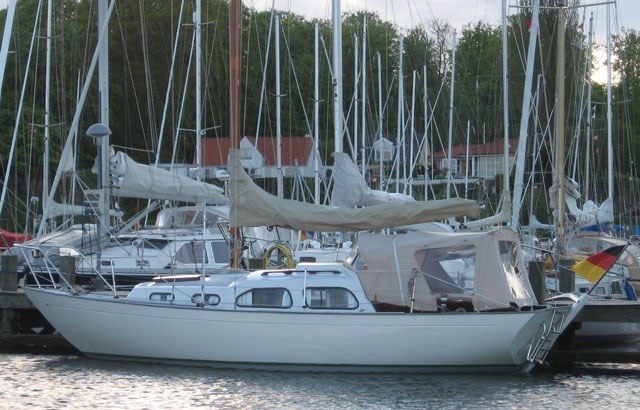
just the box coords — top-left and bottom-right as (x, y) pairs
(610, 281), (623, 295)
(305, 287), (359, 310)
(211, 240), (231, 263)
(499, 241), (531, 299)
(415, 244), (475, 294)
(185, 211), (222, 227)
(130, 238), (169, 251)
(236, 288), (292, 308)
(149, 292), (174, 302)
(175, 241), (208, 264)
(172, 210), (198, 227)
(191, 293), (220, 306)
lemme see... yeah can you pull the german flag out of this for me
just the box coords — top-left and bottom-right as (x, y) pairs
(572, 244), (627, 283)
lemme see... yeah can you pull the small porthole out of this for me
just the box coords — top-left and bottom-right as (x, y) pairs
(191, 294), (221, 305)
(149, 292), (175, 302)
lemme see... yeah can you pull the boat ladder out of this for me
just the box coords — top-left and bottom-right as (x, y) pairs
(526, 309), (566, 365)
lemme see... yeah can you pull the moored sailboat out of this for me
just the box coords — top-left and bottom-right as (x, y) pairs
(22, 217), (587, 372)
(23, 148), (587, 372)
(22, 0), (588, 373)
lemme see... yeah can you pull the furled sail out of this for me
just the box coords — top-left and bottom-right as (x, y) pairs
(331, 152), (414, 206)
(101, 150), (227, 204)
(462, 191), (512, 229)
(550, 176), (613, 228)
(229, 150), (479, 231)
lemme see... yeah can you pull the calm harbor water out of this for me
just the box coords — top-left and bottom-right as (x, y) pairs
(1, 352), (639, 409)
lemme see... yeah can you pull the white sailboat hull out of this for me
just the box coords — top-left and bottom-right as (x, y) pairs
(24, 287), (569, 372)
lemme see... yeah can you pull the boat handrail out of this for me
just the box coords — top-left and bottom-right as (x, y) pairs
(16, 242), (119, 295)
(260, 269), (342, 276)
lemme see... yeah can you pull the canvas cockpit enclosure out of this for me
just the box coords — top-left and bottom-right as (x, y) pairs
(347, 227), (537, 312)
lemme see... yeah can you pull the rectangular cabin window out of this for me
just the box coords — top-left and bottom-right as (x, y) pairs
(306, 288), (359, 310)
(174, 210), (198, 226)
(128, 238), (169, 251)
(610, 281), (623, 296)
(415, 245), (475, 294)
(175, 241), (208, 264)
(190, 211), (222, 227)
(211, 240), (231, 264)
(236, 288), (292, 308)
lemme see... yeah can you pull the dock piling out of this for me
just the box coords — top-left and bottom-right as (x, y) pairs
(1, 254), (18, 292)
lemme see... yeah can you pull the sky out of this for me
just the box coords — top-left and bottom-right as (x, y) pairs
(246, 0), (637, 35)
(1, 0), (635, 36)
(246, 0), (638, 83)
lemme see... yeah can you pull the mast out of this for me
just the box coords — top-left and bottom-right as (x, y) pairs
(230, 0), (241, 151)
(511, 0), (540, 229)
(0, 0), (16, 104)
(555, 2), (567, 255)
(38, 0), (115, 236)
(423, 64), (429, 200)
(332, 0), (343, 153)
(97, 0), (110, 237)
(195, 0), (202, 180)
(353, 32), (358, 163)
(276, 14), (283, 198)
(43, 0), (53, 212)
(395, 36), (404, 194)
(360, 16), (367, 177)
(606, 2), (614, 203)
(0, 1), (28, 223)
(584, 13), (594, 200)
(230, 0), (242, 268)
(313, 23), (320, 205)
(377, 52), (383, 191)
(410, 69), (417, 194)
(501, 0), (509, 202)
(446, 31), (456, 199)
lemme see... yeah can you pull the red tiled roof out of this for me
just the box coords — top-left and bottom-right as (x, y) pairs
(201, 138), (235, 166)
(201, 136), (314, 167)
(431, 138), (518, 159)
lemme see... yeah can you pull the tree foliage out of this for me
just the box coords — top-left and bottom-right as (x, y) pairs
(0, 0), (638, 231)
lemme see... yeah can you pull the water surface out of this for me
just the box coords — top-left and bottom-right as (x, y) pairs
(2, 354), (639, 409)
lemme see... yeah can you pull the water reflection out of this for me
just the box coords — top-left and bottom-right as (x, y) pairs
(1, 354), (639, 409)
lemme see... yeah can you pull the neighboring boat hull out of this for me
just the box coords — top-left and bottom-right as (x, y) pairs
(23, 287), (569, 372)
(575, 321), (640, 348)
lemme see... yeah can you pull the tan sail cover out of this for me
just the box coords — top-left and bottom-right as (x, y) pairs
(228, 149), (479, 231)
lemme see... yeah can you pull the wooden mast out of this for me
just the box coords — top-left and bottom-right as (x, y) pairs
(230, 0), (242, 268)
(230, 0), (241, 150)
